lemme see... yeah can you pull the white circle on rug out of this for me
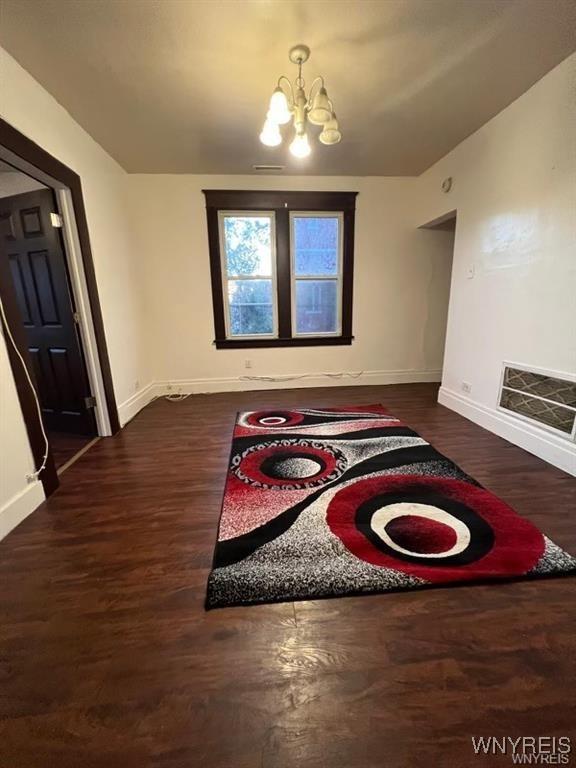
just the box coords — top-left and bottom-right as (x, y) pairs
(370, 502), (471, 559)
(260, 416), (287, 425)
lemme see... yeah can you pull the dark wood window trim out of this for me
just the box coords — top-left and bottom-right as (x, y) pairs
(0, 117), (121, 498)
(203, 189), (357, 349)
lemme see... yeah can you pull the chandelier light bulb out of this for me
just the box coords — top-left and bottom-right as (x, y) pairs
(289, 130), (311, 158)
(319, 113), (342, 145)
(259, 118), (282, 147)
(308, 86), (332, 125)
(268, 87), (292, 125)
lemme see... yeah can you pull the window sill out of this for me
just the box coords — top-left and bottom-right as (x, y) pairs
(214, 336), (354, 349)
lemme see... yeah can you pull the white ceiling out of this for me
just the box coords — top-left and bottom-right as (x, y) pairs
(1, 0), (575, 176)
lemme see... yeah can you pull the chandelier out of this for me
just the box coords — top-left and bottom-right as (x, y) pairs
(259, 44), (342, 158)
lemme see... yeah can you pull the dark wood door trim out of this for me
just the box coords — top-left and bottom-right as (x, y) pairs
(0, 117), (121, 496)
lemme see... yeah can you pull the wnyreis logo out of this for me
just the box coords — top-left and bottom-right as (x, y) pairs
(471, 737), (572, 764)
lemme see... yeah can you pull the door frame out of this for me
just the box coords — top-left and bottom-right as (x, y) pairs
(0, 117), (120, 497)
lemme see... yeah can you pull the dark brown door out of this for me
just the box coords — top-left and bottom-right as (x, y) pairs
(0, 189), (97, 435)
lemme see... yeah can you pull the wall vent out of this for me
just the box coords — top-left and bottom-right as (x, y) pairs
(252, 164), (285, 172)
(499, 364), (576, 439)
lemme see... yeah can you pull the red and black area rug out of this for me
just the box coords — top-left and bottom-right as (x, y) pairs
(206, 405), (575, 608)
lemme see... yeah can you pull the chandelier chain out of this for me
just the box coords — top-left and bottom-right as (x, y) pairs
(296, 59), (304, 89)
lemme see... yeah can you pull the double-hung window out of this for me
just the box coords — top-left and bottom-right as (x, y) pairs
(291, 212), (342, 336)
(219, 212), (277, 338)
(204, 190), (357, 348)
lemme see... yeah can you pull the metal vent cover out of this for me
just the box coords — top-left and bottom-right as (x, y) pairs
(499, 364), (576, 438)
(252, 164), (285, 172)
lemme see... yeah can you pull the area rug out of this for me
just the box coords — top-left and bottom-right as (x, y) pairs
(206, 405), (576, 608)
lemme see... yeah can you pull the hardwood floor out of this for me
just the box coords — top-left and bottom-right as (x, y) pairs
(1, 383), (574, 768)
(47, 430), (97, 471)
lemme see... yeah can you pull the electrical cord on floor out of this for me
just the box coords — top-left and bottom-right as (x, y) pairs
(150, 371), (365, 401)
(0, 296), (49, 481)
(240, 371), (364, 383)
(148, 391), (192, 403)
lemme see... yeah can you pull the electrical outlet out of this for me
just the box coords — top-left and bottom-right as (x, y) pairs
(245, 359), (252, 369)
(461, 381), (472, 394)
(466, 264), (475, 280)
(134, 380), (140, 392)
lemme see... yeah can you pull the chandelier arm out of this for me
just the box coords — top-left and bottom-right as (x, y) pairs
(277, 75), (295, 109)
(305, 76), (325, 110)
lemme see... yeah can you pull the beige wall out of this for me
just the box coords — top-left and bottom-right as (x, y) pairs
(128, 174), (453, 391)
(415, 53), (576, 473)
(0, 325), (44, 538)
(0, 47), (151, 533)
(0, 48), (152, 408)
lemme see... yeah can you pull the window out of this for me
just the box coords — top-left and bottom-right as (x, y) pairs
(291, 213), (342, 336)
(219, 212), (277, 338)
(204, 190), (357, 348)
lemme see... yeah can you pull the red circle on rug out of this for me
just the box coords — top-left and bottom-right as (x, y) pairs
(326, 475), (545, 582)
(385, 514), (458, 555)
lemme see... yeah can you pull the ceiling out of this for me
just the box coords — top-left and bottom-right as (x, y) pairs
(0, 161), (47, 198)
(1, 0), (575, 176)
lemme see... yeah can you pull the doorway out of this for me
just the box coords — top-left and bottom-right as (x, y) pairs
(0, 165), (98, 470)
(0, 117), (120, 496)
(418, 209), (457, 375)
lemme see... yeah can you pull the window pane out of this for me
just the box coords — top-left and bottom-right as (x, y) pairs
(223, 216), (272, 276)
(293, 216), (339, 276)
(295, 280), (338, 334)
(228, 279), (274, 336)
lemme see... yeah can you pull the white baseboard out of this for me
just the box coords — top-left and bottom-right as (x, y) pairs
(153, 369), (442, 396)
(438, 386), (576, 476)
(117, 381), (157, 426)
(0, 480), (45, 541)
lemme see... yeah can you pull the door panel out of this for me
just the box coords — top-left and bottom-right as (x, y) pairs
(29, 250), (61, 325)
(8, 254), (33, 325)
(0, 189), (96, 435)
(49, 347), (77, 411)
(28, 346), (54, 412)
(20, 206), (43, 237)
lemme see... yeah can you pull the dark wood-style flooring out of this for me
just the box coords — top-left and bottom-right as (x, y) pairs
(47, 430), (95, 470)
(1, 384), (575, 768)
